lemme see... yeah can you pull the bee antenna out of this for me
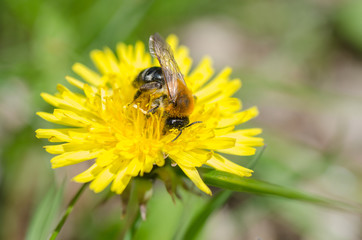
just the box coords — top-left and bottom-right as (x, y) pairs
(171, 121), (203, 142)
(172, 129), (183, 142)
(186, 121), (202, 128)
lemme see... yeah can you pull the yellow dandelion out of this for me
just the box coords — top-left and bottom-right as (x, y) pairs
(36, 34), (263, 196)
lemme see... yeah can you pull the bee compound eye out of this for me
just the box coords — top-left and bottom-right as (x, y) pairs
(153, 67), (163, 80)
(144, 67), (163, 83)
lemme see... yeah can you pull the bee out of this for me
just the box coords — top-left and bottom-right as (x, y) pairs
(132, 33), (200, 140)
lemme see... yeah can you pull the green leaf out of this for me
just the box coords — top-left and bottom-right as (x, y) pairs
(199, 168), (361, 213)
(247, 145), (266, 170)
(25, 182), (65, 240)
(179, 190), (232, 240)
(334, 0), (362, 54)
(49, 183), (88, 240)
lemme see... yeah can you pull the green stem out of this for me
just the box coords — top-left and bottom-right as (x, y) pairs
(49, 183), (88, 240)
(119, 181), (140, 239)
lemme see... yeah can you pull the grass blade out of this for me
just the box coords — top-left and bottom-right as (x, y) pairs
(179, 190), (232, 240)
(199, 168), (361, 213)
(25, 182), (65, 240)
(49, 183), (87, 240)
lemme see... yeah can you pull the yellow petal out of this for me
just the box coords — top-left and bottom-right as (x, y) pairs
(40, 91), (88, 113)
(175, 46), (192, 76)
(44, 142), (101, 154)
(225, 128), (262, 137)
(206, 79), (241, 103)
(52, 109), (96, 126)
(217, 145), (257, 156)
(111, 167), (132, 194)
(194, 67), (231, 101)
(51, 150), (102, 168)
(188, 57), (214, 92)
(65, 76), (100, 98)
(73, 163), (103, 183)
(168, 149), (212, 168)
(91, 48), (119, 75)
(40, 93), (64, 108)
(89, 165), (116, 193)
(218, 128), (264, 156)
(237, 136), (264, 147)
(177, 165), (212, 195)
(223, 128), (264, 144)
(198, 137), (236, 150)
(206, 154), (253, 177)
(36, 112), (85, 128)
(166, 34), (179, 51)
(154, 152), (165, 167)
(36, 128), (72, 142)
(116, 43), (133, 65)
(217, 106), (259, 128)
(214, 98), (242, 114)
(126, 158), (141, 176)
(96, 150), (117, 167)
(134, 41), (151, 68)
(66, 76), (85, 90)
(214, 126), (235, 136)
(72, 63), (102, 86)
(44, 144), (65, 154)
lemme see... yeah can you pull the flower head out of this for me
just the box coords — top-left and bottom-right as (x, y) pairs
(36, 34), (263, 195)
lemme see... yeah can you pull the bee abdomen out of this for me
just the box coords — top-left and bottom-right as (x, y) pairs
(169, 88), (195, 116)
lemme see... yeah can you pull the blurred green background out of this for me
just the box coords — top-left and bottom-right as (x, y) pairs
(1, 0), (361, 239)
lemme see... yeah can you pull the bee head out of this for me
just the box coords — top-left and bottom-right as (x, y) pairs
(133, 67), (164, 88)
(165, 116), (189, 130)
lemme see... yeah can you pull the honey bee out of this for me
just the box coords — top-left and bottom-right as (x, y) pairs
(132, 33), (200, 140)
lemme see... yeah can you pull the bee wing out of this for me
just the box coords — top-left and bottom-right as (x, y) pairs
(149, 33), (186, 102)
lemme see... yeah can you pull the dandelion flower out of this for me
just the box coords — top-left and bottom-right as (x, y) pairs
(36, 34), (263, 196)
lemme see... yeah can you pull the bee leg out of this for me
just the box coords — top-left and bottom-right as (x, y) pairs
(133, 82), (162, 101)
(132, 82), (161, 110)
(146, 97), (161, 115)
(133, 89), (142, 101)
(140, 82), (162, 91)
(147, 94), (167, 114)
(147, 104), (159, 114)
